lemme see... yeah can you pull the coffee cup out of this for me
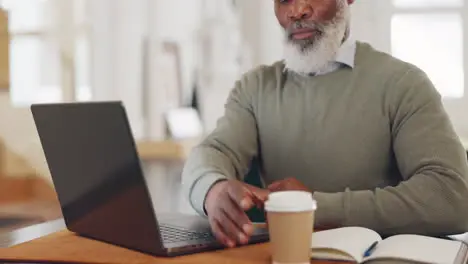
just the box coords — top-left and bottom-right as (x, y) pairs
(265, 191), (317, 264)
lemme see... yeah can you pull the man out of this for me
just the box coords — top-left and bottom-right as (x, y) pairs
(182, 0), (468, 248)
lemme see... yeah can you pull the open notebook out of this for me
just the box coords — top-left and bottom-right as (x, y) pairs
(311, 227), (468, 264)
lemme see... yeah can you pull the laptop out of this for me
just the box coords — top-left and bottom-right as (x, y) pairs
(30, 101), (269, 257)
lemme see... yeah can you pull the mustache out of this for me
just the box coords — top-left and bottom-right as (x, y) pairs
(285, 20), (326, 37)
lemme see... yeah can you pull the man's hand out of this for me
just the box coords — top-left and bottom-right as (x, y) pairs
(267, 177), (311, 193)
(204, 180), (269, 248)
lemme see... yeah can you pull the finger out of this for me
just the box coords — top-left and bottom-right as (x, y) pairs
(222, 197), (254, 237)
(244, 186), (269, 209)
(211, 218), (235, 248)
(245, 185), (270, 202)
(218, 210), (249, 245)
(227, 183), (254, 210)
(268, 183), (284, 192)
(267, 181), (284, 191)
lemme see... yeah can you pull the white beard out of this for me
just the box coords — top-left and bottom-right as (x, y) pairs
(282, 2), (351, 75)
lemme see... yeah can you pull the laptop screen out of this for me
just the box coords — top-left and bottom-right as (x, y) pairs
(31, 101), (164, 254)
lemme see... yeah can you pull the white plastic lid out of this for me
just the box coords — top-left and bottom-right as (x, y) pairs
(264, 191), (317, 212)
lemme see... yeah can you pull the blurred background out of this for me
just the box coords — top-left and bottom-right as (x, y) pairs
(0, 0), (466, 236)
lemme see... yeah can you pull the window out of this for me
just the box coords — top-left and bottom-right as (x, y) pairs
(1, 0), (91, 106)
(393, 0), (463, 8)
(390, 0), (465, 98)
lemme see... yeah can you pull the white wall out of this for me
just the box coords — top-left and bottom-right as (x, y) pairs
(155, 0), (202, 104)
(88, 0), (148, 139)
(256, 0), (284, 65)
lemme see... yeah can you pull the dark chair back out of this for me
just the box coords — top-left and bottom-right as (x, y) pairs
(243, 158), (266, 223)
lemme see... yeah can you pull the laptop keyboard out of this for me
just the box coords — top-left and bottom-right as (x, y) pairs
(160, 224), (215, 243)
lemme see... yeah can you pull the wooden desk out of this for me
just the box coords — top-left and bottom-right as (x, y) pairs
(0, 218), (65, 247)
(0, 224), (341, 264)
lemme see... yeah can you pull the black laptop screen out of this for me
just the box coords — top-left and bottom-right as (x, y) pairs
(31, 102), (164, 254)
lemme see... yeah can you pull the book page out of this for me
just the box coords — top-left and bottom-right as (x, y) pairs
(311, 227), (382, 262)
(363, 234), (464, 264)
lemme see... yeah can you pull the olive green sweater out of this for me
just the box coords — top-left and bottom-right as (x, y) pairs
(182, 42), (468, 236)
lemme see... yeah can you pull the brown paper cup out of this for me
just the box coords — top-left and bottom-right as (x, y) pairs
(265, 191), (317, 264)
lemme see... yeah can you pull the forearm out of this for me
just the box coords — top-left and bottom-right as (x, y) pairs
(314, 167), (468, 236)
(182, 127), (258, 216)
(182, 145), (239, 216)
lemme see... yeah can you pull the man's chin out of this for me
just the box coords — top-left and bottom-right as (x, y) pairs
(287, 38), (316, 52)
(283, 33), (339, 74)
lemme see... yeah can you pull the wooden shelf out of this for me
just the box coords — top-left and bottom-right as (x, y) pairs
(136, 139), (200, 161)
(462, 138), (468, 151)
(0, 8), (9, 90)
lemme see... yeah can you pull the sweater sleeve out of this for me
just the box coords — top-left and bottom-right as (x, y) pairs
(181, 71), (260, 216)
(313, 67), (468, 236)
